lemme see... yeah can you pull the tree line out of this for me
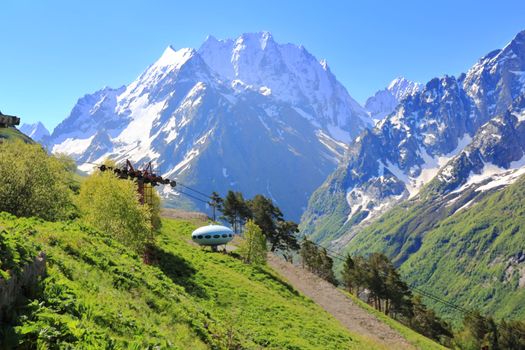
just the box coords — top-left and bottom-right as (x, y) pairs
(454, 311), (525, 350)
(299, 238), (525, 348)
(210, 191), (300, 259)
(340, 250), (451, 343)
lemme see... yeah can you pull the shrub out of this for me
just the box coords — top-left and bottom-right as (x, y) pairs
(238, 220), (267, 265)
(0, 140), (75, 220)
(77, 169), (153, 253)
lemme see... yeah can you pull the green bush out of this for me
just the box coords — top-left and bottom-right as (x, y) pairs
(238, 220), (267, 265)
(0, 140), (75, 221)
(77, 170), (153, 253)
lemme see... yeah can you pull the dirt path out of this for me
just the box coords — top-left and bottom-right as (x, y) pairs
(267, 254), (415, 349)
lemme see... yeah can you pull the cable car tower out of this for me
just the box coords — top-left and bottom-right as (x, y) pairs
(98, 160), (176, 205)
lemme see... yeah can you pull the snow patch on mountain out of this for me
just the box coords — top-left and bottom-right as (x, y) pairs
(53, 136), (95, 158)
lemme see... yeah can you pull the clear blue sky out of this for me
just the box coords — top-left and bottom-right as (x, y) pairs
(1, 0), (524, 130)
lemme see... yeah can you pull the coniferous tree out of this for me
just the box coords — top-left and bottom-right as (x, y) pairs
(222, 191), (251, 233)
(498, 319), (525, 349)
(299, 238), (337, 285)
(299, 238), (318, 270)
(248, 194), (299, 253)
(235, 192), (252, 232)
(316, 247), (338, 285)
(210, 191), (224, 222)
(222, 191), (239, 231)
(342, 254), (356, 294)
(409, 296), (451, 342)
(274, 220), (300, 253)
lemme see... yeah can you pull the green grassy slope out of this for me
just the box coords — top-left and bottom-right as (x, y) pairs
(0, 127), (33, 143)
(0, 212), (385, 349)
(344, 176), (525, 323)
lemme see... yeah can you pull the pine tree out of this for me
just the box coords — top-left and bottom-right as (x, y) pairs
(248, 194), (299, 253)
(274, 220), (300, 253)
(316, 248), (338, 285)
(221, 191), (250, 233)
(299, 238), (318, 270)
(342, 254), (356, 294)
(222, 191), (239, 231)
(210, 191), (224, 222)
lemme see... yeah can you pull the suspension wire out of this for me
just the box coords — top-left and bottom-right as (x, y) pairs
(175, 189), (210, 205)
(177, 182), (213, 200)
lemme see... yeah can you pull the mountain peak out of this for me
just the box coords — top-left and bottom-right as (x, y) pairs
(504, 28), (525, 54)
(155, 46), (197, 69)
(236, 31), (275, 50)
(19, 121), (50, 142)
(387, 77), (409, 90)
(365, 77), (422, 121)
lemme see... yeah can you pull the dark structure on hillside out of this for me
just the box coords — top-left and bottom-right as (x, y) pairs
(99, 160), (176, 205)
(0, 112), (20, 128)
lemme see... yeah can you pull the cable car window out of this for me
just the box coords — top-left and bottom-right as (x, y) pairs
(197, 235), (203, 239)
(222, 234), (228, 238)
(213, 234), (220, 238)
(205, 235), (211, 239)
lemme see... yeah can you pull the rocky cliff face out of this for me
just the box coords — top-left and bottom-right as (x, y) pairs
(302, 30), (525, 244)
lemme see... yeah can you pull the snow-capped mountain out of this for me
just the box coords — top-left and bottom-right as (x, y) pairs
(364, 77), (422, 122)
(198, 32), (371, 142)
(426, 95), (525, 200)
(19, 122), (50, 142)
(302, 29), (525, 244)
(46, 33), (370, 220)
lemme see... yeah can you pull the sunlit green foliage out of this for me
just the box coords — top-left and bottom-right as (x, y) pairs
(238, 220), (267, 265)
(340, 252), (451, 345)
(0, 140), (75, 221)
(453, 311), (525, 350)
(341, 290), (448, 350)
(77, 170), (153, 253)
(0, 227), (39, 281)
(0, 214), (385, 349)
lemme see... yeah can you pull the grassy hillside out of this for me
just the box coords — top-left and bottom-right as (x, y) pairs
(0, 212), (387, 349)
(0, 127), (33, 143)
(344, 176), (525, 323)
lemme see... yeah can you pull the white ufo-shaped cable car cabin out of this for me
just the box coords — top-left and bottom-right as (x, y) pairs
(192, 225), (234, 249)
